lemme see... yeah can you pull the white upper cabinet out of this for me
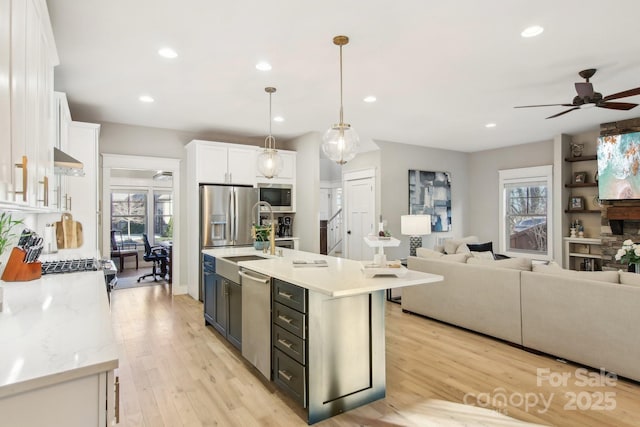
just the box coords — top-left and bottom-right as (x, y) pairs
(188, 140), (257, 186)
(1, 0), (58, 209)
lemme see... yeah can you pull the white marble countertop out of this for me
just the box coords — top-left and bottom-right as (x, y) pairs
(202, 247), (443, 297)
(0, 270), (118, 399)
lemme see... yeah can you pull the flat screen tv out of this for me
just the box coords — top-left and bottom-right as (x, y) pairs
(597, 131), (640, 200)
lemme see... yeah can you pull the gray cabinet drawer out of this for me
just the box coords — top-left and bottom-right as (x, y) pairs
(274, 325), (305, 365)
(273, 279), (306, 313)
(274, 302), (306, 339)
(273, 349), (306, 407)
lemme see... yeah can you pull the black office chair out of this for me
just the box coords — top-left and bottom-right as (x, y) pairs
(137, 234), (169, 282)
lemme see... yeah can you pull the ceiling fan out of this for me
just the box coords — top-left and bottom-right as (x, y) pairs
(515, 69), (640, 119)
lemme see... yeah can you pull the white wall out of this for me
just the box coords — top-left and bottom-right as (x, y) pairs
(374, 140), (469, 260)
(467, 139), (554, 247)
(289, 132), (321, 252)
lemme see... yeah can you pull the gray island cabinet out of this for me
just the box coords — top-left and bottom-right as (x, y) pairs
(202, 247), (442, 424)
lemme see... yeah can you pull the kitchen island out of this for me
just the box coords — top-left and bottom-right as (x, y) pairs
(0, 270), (119, 427)
(202, 246), (442, 424)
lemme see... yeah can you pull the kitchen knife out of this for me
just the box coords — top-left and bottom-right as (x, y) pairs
(17, 229), (32, 248)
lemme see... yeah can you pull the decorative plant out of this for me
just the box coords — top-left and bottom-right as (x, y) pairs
(0, 212), (24, 257)
(614, 239), (640, 265)
(252, 225), (271, 242)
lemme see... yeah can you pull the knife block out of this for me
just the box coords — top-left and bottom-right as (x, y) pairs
(1, 247), (42, 282)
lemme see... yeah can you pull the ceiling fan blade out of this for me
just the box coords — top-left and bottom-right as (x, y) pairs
(575, 82), (594, 97)
(597, 101), (638, 111)
(545, 107), (580, 119)
(514, 103), (574, 108)
(603, 87), (640, 101)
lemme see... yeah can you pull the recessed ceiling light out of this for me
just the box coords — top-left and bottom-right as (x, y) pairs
(363, 95), (377, 103)
(256, 61), (272, 71)
(521, 25), (544, 38)
(273, 116), (284, 122)
(158, 47), (178, 58)
(139, 95), (154, 103)
(485, 123), (496, 128)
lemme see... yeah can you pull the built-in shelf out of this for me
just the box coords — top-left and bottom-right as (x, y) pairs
(564, 209), (601, 214)
(565, 183), (598, 188)
(568, 252), (602, 259)
(565, 155), (597, 162)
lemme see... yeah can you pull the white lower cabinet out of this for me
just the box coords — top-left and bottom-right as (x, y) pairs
(0, 370), (118, 427)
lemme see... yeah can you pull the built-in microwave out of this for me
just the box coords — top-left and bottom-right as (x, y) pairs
(258, 183), (293, 212)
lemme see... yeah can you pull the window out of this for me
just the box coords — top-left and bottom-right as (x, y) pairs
(499, 165), (553, 260)
(154, 190), (173, 243)
(111, 191), (147, 246)
(110, 189), (174, 247)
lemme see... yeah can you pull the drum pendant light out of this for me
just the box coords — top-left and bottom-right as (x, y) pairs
(322, 35), (359, 165)
(257, 87), (283, 178)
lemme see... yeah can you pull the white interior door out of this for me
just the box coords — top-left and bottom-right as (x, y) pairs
(345, 176), (375, 261)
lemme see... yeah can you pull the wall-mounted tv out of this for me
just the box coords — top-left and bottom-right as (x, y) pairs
(597, 131), (640, 200)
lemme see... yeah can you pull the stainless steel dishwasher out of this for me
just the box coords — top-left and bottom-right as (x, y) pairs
(239, 268), (272, 380)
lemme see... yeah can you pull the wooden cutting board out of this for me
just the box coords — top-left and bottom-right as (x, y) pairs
(56, 213), (84, 249)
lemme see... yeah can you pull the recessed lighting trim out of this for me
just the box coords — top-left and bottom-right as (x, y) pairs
(256, 61), (272, 71)
(521, 25), (544, 38)
(363, 95), (377, 103)
(158, 47), (178, 58)
(139, 95), (154, 103)
(273, 116), (284, 122)
(485, 123), (497, 128)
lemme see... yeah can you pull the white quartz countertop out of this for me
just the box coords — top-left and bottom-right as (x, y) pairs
(0, 270), (118, 399)
(202, 247), (443, 297)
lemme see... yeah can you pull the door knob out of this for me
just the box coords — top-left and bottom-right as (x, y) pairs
(347, 230), (351, 235)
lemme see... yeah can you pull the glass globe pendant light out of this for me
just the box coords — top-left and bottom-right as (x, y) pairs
(322, 35), (359, 165)
(257, 87), (283, 178)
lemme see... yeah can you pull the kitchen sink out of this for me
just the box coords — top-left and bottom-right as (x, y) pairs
(221, 255), (267, 263)
(217, 254), (267, 283)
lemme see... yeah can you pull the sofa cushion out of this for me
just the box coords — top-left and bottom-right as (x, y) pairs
(467, 256), (532, 271)
(444, 236), (479, 254)
(532, 263), (619, 283)
(619, 272), (640, 287)
(415, 247), (470, 263)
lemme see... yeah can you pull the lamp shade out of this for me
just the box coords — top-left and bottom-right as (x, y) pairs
(401, 215), (431, 236)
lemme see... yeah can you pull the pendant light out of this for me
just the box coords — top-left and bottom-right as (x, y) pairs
(322, 35), (359, 165)
(257, 87), (283, 178)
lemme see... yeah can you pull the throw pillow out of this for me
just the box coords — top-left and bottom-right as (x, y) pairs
(466, 242), (493, 253)
(444, 236), (479, 254)
(439, 253), (471, 263)
(619, 272), (640, 287)
(469, 251), (495, 260)
(415, 247), (445, 259)
(467, 256), (532, 271)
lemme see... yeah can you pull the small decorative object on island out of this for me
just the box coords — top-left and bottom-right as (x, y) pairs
(615, 239), (640, 273)
(251, 225), (271, 250)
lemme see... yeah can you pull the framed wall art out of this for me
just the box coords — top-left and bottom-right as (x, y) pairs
(408, 170), (452, 232)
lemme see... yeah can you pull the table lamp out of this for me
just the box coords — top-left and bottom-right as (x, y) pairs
(401, 215), (431, 257)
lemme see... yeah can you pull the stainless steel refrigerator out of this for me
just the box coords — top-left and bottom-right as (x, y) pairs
(199, 184), (258, 297)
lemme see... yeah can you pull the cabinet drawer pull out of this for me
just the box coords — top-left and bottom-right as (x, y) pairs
(278, 291), (294, 300)
(277, 338), (293, 349)
(278, 314), (293, 324)
(14, 156), (27, 202)
(278, 369), (293, 382)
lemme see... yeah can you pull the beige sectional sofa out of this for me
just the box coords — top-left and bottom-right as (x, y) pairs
(404, 255), (640, 382)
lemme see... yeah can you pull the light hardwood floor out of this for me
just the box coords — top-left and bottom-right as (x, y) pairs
(111, 286), (640, 426)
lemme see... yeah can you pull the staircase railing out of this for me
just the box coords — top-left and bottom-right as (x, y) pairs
(327, 208), (343, 255)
